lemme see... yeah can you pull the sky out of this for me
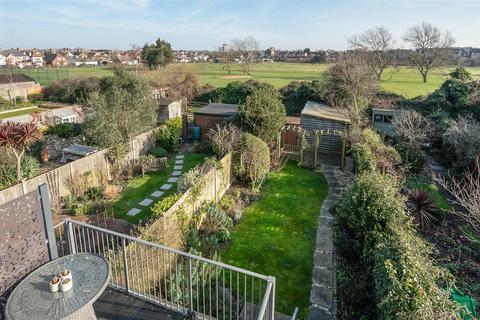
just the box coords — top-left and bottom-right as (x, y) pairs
(0, 0), (479, 50)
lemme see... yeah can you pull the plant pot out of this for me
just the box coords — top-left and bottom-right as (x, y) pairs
(60, 278), (73, 292)
(50, 276), (60, 292)
(60, 269), (72, 281)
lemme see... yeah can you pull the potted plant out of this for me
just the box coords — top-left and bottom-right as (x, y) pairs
(40, 145), (49, 163)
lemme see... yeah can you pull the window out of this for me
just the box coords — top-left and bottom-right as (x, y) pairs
(374, 114), (383, 122)
(383, 115), (393, 123)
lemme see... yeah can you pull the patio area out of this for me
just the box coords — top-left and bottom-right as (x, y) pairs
(94, 288), (185, 320)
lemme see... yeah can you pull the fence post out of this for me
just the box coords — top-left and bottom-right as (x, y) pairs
(122, 238), (130, 294)
(187, 257), (194, 314)
(66, 220), (76, 254)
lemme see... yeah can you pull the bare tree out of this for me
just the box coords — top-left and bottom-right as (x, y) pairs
(326, 51), (377, 126)
(207, 123), (242, 157)
(349, 26), (394, 80)
(232, 37), (259, 75)
(440, 158), (480, 233)
(403, 22), (455, 83)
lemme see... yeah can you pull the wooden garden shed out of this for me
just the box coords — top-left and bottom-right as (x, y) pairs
(300, 101), (350, 165)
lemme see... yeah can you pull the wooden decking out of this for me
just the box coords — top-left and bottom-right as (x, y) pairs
(93, 288), (185, 320)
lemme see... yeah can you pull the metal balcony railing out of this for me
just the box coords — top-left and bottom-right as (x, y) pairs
(54, 219), (276, 320)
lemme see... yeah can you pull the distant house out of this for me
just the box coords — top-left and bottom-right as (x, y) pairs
(371, 108), (405, 136)
(193, 103), (239, 140)
(0, 53), (6, 67)
(6, 51), (31, 68)
(44, 52), (68, 67)
(30, 51), (44, 67)
(300, 101), (350, 154)
(0, 74), (42, 101)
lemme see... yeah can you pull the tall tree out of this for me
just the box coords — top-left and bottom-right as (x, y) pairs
(349, 26), (394, 80)
(325, 52), (377, 126)
(0, 121), (42, 182)
(141, 38), (174, 70)
(236, 87), (286, 145)
(84, 69), (157, 147)
(232, 37), (259, 75)
(403, 22), (455, 83)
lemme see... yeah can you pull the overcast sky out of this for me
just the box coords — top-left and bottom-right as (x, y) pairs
(1, 0), (479, 50)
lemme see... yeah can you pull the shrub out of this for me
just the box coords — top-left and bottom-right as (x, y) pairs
(351, 128), (400, 174)
(43, 77), (100, 104)
(156, 117), (182, 152)
(407, 190), (442, 230)
(103, 184), (120, 201)
(45, 123), (83, 138)
(177, 166), (204, 193)
(336, 172), (404, 241)
(236, 133), (270, 191)
(0, 155), (40, 189)
(207, 123), (242, 157)
(148, 146), (168, 158)
(84, 186), (104, 201)
(200, 203), (233, 234)
(151, 193), (181, 217)
(394, 144), (425, 174)
(236, 87), (286, 145)
(443, 116), (480, 170)
(71, 203), (91, 216)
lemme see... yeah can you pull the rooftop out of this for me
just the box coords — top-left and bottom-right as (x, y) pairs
(0, 74), (36, 85)
(194, 103), (239, 116)
(301, 101), (351, 124)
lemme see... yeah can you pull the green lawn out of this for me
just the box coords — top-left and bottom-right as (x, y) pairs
(407, 175), (452, 211)
(0, 107), (46, 119)
(221, 162), (328, 318)
(111, 153), (206, 224)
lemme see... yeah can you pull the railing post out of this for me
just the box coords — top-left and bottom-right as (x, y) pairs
(66, 220), (76, 254)
(268, 276), (276, 320)
(187, 257), (194, 314)
(122, 238), (130, 294)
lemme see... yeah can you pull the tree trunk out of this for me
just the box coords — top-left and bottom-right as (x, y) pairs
(421, 72), (428, 83)
(14, 151), (23, 183)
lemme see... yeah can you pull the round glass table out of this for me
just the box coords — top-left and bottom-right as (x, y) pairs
(5, 253), (110, 320)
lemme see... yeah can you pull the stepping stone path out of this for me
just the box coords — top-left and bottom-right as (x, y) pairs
(151, 191), (164, 198)
(123, 154), (185, 217)
(139, 198), (153, 206)
(127, 208), (141, 216)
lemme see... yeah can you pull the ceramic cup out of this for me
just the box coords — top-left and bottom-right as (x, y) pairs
(50, 276), (60, 292)
(60, 278), (73, 292)
(60, 269), (72, 281)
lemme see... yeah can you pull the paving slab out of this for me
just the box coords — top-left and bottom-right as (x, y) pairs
(176, 155), (184, 159)
(151, 191), (164, 198)
(171, 171), (182, 176)
(139, 198), (153, 206)
(174, 165), (183, 170)
(126, 208), (141, 216)
(175, 160), (184, 165)
(168, 177), (179, 183)
(160, 184), (173, 190)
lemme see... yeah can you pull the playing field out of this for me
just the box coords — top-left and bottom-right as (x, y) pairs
(6, 63), (479, 98)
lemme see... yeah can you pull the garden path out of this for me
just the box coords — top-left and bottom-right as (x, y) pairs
(126, 154), (184, 217)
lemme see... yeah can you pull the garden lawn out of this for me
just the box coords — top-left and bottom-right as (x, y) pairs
(221, 162), (328, 318)
(0, 107), (46, 119)
(407, 175), (452, 211)
(111, 153), (206, 224)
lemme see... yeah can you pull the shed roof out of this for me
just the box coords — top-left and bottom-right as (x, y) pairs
(0, 74), (36, 85)
(194, 103), (238, 116)
(301, 101), (351, 124)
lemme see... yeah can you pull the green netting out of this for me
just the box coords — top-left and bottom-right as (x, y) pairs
(451, 287), (478, 320)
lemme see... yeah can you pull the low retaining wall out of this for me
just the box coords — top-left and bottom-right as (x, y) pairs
(0, 128), (158, 206)
(144, 153), (232, 233)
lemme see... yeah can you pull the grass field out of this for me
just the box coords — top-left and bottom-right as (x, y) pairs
(111, 153), (206, 224)
(5, 63), (479, 98)
(221, 162), (328, 318)
(0, 107), (46, 119)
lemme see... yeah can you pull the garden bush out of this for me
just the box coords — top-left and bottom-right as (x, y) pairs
(45, 123), (83, 138)
(443, 116), (480, 171)
(235, 133), (270, 191)
(200, 202), (233, 234)
(151, 193), (181, 217)
(177, 166), (204, 193)
(351, 128), (400, 174)
(156, 117), (182, 152)
(148, 146), (168, 158)
(0, 155), (40, 190)
(394, 144), (425, 174)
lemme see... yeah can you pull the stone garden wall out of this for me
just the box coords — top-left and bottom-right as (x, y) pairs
(0, 128), (158, 206)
